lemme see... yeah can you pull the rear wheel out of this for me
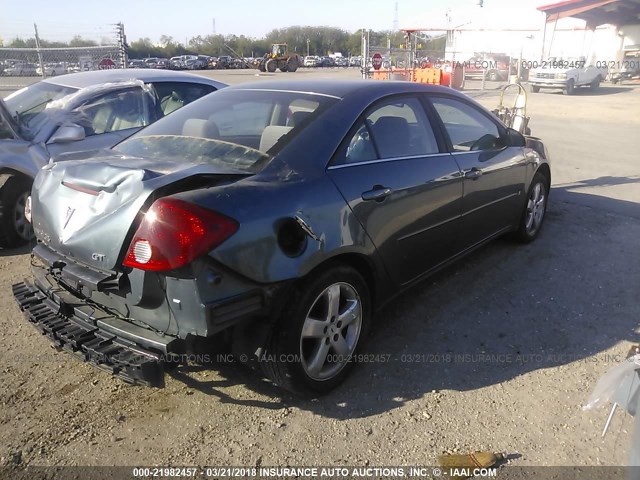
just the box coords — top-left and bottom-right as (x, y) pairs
(514, 172), (548, 243)
(261, 265), (371, 395)
(590, 75), (601, 90)
(487, 70), (500, 81)
(0, 174), (34, 248)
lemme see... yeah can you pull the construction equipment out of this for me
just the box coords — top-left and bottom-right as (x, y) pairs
(256, 43), (301, 73)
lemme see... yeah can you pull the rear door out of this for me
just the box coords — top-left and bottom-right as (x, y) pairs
(327, 95), (463, 286)
(428, 95), (527, 252)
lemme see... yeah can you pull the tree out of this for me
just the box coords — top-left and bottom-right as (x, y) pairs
(69, 35), (98, 47)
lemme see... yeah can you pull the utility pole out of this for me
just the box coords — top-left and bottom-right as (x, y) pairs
(33, 23), (45, 78)
(393, 2), (399, 31)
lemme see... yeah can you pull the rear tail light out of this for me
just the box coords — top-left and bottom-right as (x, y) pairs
(123, 198), (238, 272)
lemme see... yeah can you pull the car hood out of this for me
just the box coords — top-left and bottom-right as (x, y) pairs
(30, 152), (251, 271)
(0, 97), (23, 140)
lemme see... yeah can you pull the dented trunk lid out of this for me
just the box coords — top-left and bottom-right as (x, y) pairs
(31, 152), (250, 272)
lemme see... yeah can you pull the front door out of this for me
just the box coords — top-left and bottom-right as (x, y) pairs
(327, 95), (463, 286)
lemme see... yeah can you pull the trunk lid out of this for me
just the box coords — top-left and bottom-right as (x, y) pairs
(31, 152), (250, 271)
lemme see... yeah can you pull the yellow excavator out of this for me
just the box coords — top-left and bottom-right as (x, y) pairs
(257, 43), (301, 73)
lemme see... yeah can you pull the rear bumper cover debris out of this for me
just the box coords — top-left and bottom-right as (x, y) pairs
(12, 280), (166, 387)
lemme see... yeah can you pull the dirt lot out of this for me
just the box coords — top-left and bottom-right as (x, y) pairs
(1, 68), (639, 474)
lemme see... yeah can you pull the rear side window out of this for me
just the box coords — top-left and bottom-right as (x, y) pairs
(431, 97), (502, 152)
(339, 96), (439, 165)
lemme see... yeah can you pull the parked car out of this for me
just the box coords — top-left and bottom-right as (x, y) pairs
(36, 63), (68, 77)
(4, 62), (39, 76)
(304, 55), (320, 67)
(155, 59), (171, 69)
(13, 80), (551, 394)
(319, 56), (335, 67)
(0, 69), (226, 247)
(143, 57), (160, 68)
(128, 59), (146, 69)
(529, 57), (607, 94)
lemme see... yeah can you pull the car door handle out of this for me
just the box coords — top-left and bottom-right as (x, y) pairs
(361, 186), (393, 202)
(464, 168), (483, 179)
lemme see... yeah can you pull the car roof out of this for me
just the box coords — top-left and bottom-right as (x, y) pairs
(228, 79), (469, 100)
(43, 68), (226, 89)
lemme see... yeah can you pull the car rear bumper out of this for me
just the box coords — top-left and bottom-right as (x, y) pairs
(13, 280), (168, 387)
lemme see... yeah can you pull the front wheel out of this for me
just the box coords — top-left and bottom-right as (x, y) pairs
(531, 85), (540, 93)
(590, 76), (601, 90)
(514, 172), (548, 243)
(564, 79), (575, 95)
(0, 174), (34, 248)
(261, 265), (371, 395)
(265, 59), (277, 73)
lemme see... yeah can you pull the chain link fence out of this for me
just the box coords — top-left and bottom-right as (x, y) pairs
(0, 23), (125, 92)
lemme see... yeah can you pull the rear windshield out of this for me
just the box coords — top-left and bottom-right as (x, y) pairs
(4, 81), (78, 140)
(114, 89), (338, 172)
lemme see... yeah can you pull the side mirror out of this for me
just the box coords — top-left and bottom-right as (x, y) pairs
(505, 127), (526, 147)
(48, 124), (85, 144)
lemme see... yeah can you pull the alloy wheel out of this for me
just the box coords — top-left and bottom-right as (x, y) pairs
(525, 182), (546, 236)
(299, 282), (362, 381)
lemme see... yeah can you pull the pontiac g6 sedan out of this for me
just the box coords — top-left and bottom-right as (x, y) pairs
(13, 80), (550, 395)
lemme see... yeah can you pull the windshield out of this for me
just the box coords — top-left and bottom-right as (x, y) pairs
(4, 82), (78, 140)
(114, 88), (338, 172)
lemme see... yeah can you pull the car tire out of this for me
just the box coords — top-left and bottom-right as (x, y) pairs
(590, 76), (601, 90)
(0, 174), (34, 248)
(513, 172), (548, 243)
(261, 265), (371, 395)
(487, 70), (500, 81)
(531, 85), (540, 93)
(287, 58), (298, 72)
(564, 79), (575, 95)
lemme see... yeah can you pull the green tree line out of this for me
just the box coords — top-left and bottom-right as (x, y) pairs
(2, 26), (445, 59)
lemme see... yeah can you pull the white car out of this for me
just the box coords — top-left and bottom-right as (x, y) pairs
(303, 56), (320, 67)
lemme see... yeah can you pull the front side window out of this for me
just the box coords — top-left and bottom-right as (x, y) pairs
(431, 97), (503, 152)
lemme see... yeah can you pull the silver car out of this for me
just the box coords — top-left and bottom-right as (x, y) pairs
(0, 69), (226, 247)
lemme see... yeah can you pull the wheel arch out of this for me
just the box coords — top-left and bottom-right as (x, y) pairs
(535, 163), (551, 191)
(0, 168), (33, 187)
(301, 252), (380, 311)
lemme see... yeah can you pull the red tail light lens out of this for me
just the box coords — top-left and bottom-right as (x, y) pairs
(123, 198), (238, 272)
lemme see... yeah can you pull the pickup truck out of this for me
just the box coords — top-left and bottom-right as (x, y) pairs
(529, 57), (607, 95)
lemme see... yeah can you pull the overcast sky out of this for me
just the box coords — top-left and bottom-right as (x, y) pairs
(1, 0), (551, 44)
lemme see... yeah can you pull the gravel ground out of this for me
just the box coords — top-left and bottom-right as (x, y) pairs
(0, 69), (639, 475)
